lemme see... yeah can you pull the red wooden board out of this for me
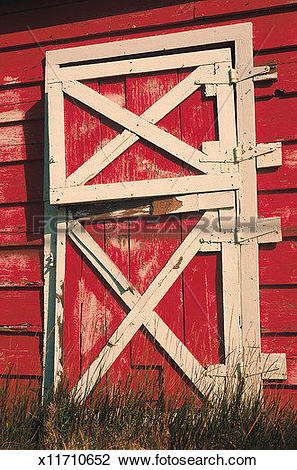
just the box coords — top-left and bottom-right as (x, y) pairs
(0, 2), (195, 50)
(260, 287), (297, 333)
(256, 96), (297, 143)
(257, 143), (297, 191)
(259, 241), (297, 285)
(0, 334), (41, 376)
(196, 0), (297, 18)
(258, 192), (297, 237)
(0, 161), (43, 204)
(254, 50), (297, 97)
(0, 203), (43, 247)
(0, 248), (42, 287)
(0, 289), (42, 331)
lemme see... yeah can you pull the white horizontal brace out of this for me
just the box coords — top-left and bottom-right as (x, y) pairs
(66, 65), (228, 187)
(51, 173), (239, 205)
(76, 191), (235, 222)
(63, 80), (208, 173)
(56, 50), (230, 82)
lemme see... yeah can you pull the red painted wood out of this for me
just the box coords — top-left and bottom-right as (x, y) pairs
(2, 10), (297, 88)
(256, 96), (297, 143)
(254, 50), (297, 97)
(98, 77), (127, 185)
(0, 161), (43, 204)
(179, 69), (220, 367)
(258, 192), (297, 237)
(0, 377), (41, 397)
(97, 78), (130, 387)
(0, 203), (43, 247)
(0, 85), (42, 107)
(0, 289), (42, 329)
(264, 387), (297, 407)
(64, 82), (100, 179)
(259, 241), (297, 285)
(260, 287), (297, 333)
(63, 237), (82, 387)
(195, 0), (297, 18)
(0, 100), (43, 124)
(191, 11), (297, 51)
(257, 143), (297, 191)
(262, 335), (297, 385)
(0, 247), (42, 287)
(126, 70), (184, 386)
(0, 3), (195, 49)
(0, 121), (43, 146)
(0, 334), (41, 375)
(0, 144), (43, 164)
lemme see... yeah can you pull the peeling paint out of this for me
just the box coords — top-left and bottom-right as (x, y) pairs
(152, 197), (183, 216)
(173, 256), (183, 270)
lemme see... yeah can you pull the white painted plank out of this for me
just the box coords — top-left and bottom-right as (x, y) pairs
(53, 213), (67, 389)
(236, 36), (262, 395)
(51, 173), (239, 205)
(48, 82), (66, 189)
(66, 64), (227, 186)
(63, 80), (209, 173)
(69, 214), (218, 401)
(59, 50), (230, 82)
(46, 24), (248, 65)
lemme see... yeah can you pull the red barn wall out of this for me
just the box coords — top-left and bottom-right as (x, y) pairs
(0, 0), (296, 403)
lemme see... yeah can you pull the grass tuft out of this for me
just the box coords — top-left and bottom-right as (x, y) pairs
(0, 375), (296, 449)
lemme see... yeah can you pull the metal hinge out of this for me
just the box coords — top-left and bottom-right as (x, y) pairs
(230, 65), (278, 83)
(235, 142), (282, 168)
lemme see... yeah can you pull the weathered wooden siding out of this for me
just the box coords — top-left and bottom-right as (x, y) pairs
(0, 0), (296, 403)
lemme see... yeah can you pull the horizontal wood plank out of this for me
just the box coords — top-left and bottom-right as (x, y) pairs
(254, 50), (297, 97)
(256, 96), (297, 143)
(257, 143), (297, 191)
(0, 247), (42, 287)
(0, 85), (42, 107)
(0, 100), (43, 124)
(195, 0), (297, 18)
(0, 334), (41, 375)
(259, 241), (297, 285)
(0, 203), (43, 246)
(260, 287), (297, 333)
(258, 192), (297, 237)
(0, 3), (195, 50)
(0, 121), (43, 146)
(0, 289), (42, 331)
(0, 161), (43, 204)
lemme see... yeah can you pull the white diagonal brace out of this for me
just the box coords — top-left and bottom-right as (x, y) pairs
(65, 66), (213, 186)
(51, 173), (239, 205)
(69, 214), (218, 401)
(63, 79), (210, 177)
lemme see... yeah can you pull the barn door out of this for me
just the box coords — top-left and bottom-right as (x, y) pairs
(44, 24), (287, 402)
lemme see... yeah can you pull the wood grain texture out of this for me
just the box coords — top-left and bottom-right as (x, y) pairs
(260, 287), (297, 333)
(0, 334), (41, 375)
(257, 143), (297, 191)
(195, 0), (297, 18)
(0, 248), (42, 287)
(0, 161), (43, 204)
(0, 289), (42, 331)
(0, 2), (195, 49)
(258, 192), (297, 237)
(259, 241), (297, 285)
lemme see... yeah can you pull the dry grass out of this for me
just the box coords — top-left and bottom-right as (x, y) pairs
(0, 374), (296, 450)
